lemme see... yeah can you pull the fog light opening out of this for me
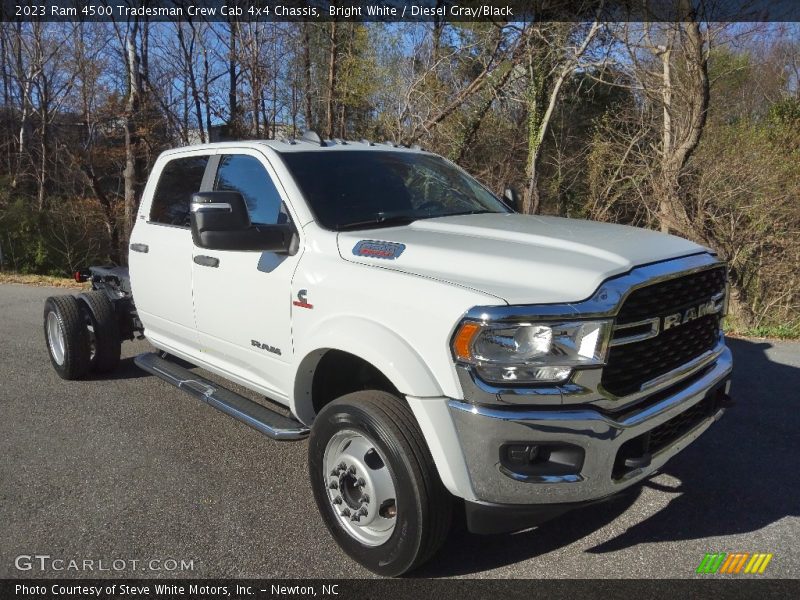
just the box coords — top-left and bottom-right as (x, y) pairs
(500, 443), (584, 478)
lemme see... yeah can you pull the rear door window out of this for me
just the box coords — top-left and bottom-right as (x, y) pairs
(150, 155), (210, 227)
(214, 154), (285, 225)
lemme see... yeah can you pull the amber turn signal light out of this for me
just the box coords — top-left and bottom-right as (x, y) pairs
(452, 322), (481, 362)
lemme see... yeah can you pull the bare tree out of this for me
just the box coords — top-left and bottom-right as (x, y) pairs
(325, 20), (338, 138)
(176, 21), (206, 143)
(521, 19), (604, 214)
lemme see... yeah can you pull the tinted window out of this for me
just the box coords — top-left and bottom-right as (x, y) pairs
(280, 151), (508, 230)
(214, 155), (283, 225)
(150, 155), (210, 227)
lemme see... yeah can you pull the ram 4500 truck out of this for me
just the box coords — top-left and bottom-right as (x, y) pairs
(43, 132), (733, 576)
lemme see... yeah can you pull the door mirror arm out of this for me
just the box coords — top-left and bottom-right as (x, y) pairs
(503, 187), (519, 212)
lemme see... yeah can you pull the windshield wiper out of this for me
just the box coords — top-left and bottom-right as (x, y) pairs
(438, 209), (499, 217)
(335, 215), (419, 231)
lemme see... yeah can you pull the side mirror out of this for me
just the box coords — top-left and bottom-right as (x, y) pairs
(190, 191), (296, 254)
(503, 187), (519, 212)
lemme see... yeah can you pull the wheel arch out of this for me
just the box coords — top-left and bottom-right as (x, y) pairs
(292, 316), (444, 424)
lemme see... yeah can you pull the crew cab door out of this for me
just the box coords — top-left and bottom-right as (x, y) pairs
(190, 150), (302, 399)
(129, 151), (212, 353)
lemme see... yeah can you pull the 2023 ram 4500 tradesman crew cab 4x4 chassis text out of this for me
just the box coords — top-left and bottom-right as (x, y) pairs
(43, 132), (733, 576)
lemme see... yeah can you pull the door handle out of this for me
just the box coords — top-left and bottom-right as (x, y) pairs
(194, 255), (220, 268)
(130, 243), (149, 253)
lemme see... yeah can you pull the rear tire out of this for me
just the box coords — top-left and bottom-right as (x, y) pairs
(43, 295), (90, 380)
(78, 291), (121, 373)
(309, 390), (452, 576)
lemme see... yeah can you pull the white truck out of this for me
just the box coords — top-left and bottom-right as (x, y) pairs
(42, 132), (733, 576)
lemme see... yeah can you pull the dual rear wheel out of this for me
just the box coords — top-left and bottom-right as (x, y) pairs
(43, 291), (121, 380)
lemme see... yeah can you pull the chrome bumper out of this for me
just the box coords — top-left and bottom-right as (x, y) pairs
(447, 346), (732, 505)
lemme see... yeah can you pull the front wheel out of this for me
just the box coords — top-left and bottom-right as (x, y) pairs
(308, 391), (452, 576)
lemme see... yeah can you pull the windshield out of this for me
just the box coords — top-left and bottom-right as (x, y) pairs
(279, 150), (510, 231)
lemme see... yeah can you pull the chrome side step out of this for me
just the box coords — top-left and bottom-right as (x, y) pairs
(134, 352), (309, 440)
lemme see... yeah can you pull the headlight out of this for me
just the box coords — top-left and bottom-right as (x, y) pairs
(452, 320), (611, 384)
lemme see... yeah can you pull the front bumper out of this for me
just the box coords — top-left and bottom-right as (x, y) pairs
(448, 345), (732, 506)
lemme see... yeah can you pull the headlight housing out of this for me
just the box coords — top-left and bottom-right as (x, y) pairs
(452, 320), (612, 384)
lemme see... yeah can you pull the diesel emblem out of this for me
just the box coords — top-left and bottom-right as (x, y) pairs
(293, 289), (313, 309)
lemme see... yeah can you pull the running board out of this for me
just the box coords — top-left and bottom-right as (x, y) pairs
(134, 352), (309, 440)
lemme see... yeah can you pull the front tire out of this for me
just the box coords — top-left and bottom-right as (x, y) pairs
(43, 295), (90, 380)
(308, 391), (452, 576)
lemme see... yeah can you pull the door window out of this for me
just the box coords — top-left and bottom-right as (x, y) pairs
(214, 155), (285, 225)
(150, 155), (210, 227)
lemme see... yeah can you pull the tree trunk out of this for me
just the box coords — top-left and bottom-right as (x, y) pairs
(522, 56), (557, 215)
(34, 29), (49, 210)
(658, 35), (675, 233)
(432, 1), (444, 63)
(177, 23), (205, 143)
(302, 22), (313, 129)
(727, 266), (756, 329)
(656, 10), (709, 235)
(83, 165), (121, 264)
(123, 20), (142, 249)
(228, 19), (238, 129)
(38, 97), (47, 210)
(325, 20), (338, 139)
(12, 21), (33, 189)
(202, 44), (212, 137)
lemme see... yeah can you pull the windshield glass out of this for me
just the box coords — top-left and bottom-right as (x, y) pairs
(280, 150), (510, 230)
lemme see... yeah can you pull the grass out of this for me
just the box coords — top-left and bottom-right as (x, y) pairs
(730, 324), (800, 340)
(0, 271), (88, 290)
(724, 316), (800, 340)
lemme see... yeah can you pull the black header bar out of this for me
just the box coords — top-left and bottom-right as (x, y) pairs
(2, 578), (799, 600)
(2, 0), (800, 23)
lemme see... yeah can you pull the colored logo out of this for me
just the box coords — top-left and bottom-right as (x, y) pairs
(352, 240), (406, 260)
(696, 553), (773, 575)
(293, 289), (313, 309)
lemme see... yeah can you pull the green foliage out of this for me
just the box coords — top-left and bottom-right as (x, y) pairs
(0, 190), (111, 276)
(744, 324), (800, 340)
(768, 97), (800, 124)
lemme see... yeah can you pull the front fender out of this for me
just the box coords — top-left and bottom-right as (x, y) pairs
(292, 316), (443, 423)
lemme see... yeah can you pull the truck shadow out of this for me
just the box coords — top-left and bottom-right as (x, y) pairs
(414, 489), (640, 577)
(85, 356), (150, 381)
(417, 337), (798, 577)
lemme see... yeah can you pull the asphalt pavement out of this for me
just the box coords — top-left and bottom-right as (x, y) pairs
(1, 283), (798, 579)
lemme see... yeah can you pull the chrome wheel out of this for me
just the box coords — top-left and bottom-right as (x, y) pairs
(323, 429), (398, 546)
(46, 311), (66, 366)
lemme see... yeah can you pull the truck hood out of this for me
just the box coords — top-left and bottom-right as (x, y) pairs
(337, 213), (708, 305)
